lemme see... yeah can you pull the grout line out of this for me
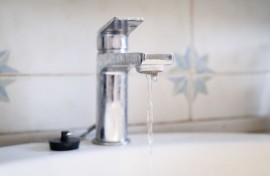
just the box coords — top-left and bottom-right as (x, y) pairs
(190, 0), (194, 47)
(192, 71), (270, 77)
(0, 116), (266, 135)
(188, 0), (195, 121)
(0, 71), (269, 77)
(0, 73), (94, 77)
(2, 116), (260, 135)
(187, 74), (193, 121)
(128, 115), (266, 127)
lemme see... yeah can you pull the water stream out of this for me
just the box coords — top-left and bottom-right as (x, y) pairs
(146, 73), (158, 154)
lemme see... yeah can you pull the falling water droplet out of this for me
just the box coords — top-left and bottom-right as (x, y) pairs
(152, 74), (158, 82)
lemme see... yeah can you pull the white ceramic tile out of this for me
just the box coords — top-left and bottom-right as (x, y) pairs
(257, 74), (270, 117)
(193, 0), (270, 72)
(128, 74), (189, 124)
(0, 0), (96, 74)
(192, 74), (270, 120)
(127, 0), (190, 54)
(0, 76), (95, 133)
(0, 0), (190, 74)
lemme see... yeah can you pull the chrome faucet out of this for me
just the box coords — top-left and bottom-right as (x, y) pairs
(93, 17), (174, 146)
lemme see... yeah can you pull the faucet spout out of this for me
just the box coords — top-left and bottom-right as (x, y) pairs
(97, 17), (143, 54)
(98, 53), (174, 73)
(135, 53), (174, 74)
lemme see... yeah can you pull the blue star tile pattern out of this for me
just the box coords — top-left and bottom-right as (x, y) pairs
(168, 77), (188, 97)
(0, 79), (15, 102)
(0, 50), (17, 102)
(194, 50), (213, 74)
(192, 76), (211, 100)
(168, 48), (214, 101)
(169, 48), (191, 73)
(0, 51), (17, 73)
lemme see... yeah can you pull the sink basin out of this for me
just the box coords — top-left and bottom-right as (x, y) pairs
(1, 133), (270, 176)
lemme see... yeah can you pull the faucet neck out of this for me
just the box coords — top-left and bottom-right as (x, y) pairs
(97, 34), (128, 54)
(97, 17), (143, 54)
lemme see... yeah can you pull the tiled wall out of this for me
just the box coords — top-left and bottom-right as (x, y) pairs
(0, 0), (270, 133)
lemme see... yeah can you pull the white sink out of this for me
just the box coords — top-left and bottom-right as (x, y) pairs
(1, 133), (270, 176)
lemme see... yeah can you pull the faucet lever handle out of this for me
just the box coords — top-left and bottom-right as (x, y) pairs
(98, 17), (143, 36)
(97, 17), (143, 53)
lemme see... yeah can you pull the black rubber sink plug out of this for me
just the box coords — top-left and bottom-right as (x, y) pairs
(49, 131), (80, 151)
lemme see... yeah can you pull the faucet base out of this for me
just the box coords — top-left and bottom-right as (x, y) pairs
(92, 138), (130, 146)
